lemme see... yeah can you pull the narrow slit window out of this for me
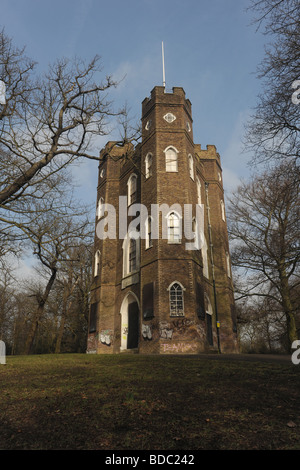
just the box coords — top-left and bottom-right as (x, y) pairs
(128, 174), (138, 205)
(145, 153), (152, 179)
(196, 177), (201, 205)
(94, 250), (101, 277)
(129, 238), (137, 273)
(189, 155), (194, 179)
(145, 216), (153, 249)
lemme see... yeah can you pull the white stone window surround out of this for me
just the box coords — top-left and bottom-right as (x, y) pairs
(127, 173), (138, 206)
(196, 176), (201, 205)
(145, 153), (153, 179)
(164, 146), (179, 172)
(145, 215), (153, 249)
(122, 232), (140, 279)
(96, 197), (104, 219)
(167, 281), (186, 317)
(166, 210), (182, 244)
(163, 112), (176, 123)
(188, 154), (194, 180)
(94, 250), (101, 277)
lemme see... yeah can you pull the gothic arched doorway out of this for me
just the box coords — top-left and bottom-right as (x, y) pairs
(120, 292), (140, 351)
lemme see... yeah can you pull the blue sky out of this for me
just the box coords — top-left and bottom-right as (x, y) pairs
(1, 0), (267, 206)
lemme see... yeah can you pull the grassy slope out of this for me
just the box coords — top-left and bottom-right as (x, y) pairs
(0, 354), (299, 450)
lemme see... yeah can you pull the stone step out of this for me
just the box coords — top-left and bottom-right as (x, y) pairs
(120, 348), (139, 354)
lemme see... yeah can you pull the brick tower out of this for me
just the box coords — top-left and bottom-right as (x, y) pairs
(87, 86), (239, 354)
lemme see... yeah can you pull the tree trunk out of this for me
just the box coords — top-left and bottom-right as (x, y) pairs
(55, 314), (66, 354)
(55, 277), (78, 353)
(24, 266), (57, 354)
(24, 306), (43, 355)
(281, 276), (297, 351)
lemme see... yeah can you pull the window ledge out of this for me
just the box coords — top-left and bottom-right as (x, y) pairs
(121, 272), (139, 289)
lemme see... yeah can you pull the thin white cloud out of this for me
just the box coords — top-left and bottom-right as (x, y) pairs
(64, 0), (95, 56)
(222, 167), (242, 193)
(112, 54), (161, 97)
(221, 109), (251, 195)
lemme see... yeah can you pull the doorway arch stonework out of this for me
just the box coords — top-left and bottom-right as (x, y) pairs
(120, 292), (140, 351)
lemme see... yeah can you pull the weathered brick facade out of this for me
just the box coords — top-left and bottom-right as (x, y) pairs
(87, 86), (239, 355)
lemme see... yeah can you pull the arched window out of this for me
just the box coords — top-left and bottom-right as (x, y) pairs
(196, 177), (201, 205)
(122, 233), (140, 278)
(94, 250), (101, 277)
(164, 146), (178, 172)
(168, 281), (185, 316)
(145, 153), (152, 179)
(188, 155), (194, 180)
(96, 197), (104, 219)
(220, 200), (226, 221)
(145, 216), (153, 249)
(127, 174), (137, 206)
(167, 211), (181, 243)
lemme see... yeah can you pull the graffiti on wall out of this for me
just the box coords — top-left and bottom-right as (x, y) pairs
(159, 321), (173, 339)
(142, 324), (152, 340)
(161, 342), (199, 354)
(159, 318), (204, 340)
(142, 317), (207, 345)
(99, 329), (113, 346)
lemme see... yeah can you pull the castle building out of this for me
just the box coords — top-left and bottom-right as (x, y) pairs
(87, 85), (239, 354)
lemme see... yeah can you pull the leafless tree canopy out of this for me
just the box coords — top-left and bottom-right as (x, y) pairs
(246, 0), (300, 164)
(228, 160), (300, 349)
(0, 31), (119, 205)
(0, 29), (139, 255)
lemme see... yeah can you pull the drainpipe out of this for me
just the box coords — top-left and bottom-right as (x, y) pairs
(205, 183), (221, 353)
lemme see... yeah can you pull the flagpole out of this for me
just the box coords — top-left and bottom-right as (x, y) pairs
(162, 41), (166, 88)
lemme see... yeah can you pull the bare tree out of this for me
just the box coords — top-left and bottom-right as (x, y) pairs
(23, 209), (92, 354)
(0, 258), (17, 343)
(228, 160), (300, 350)
(237, 295), (288, 353)
(0, 32), (117, 204)
(53, 242), (92, 353)
(245, 0), (300, 164)
(0, 29), (140, 256)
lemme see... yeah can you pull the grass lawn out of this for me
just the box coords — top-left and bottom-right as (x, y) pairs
(0, 353), (299, 450)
